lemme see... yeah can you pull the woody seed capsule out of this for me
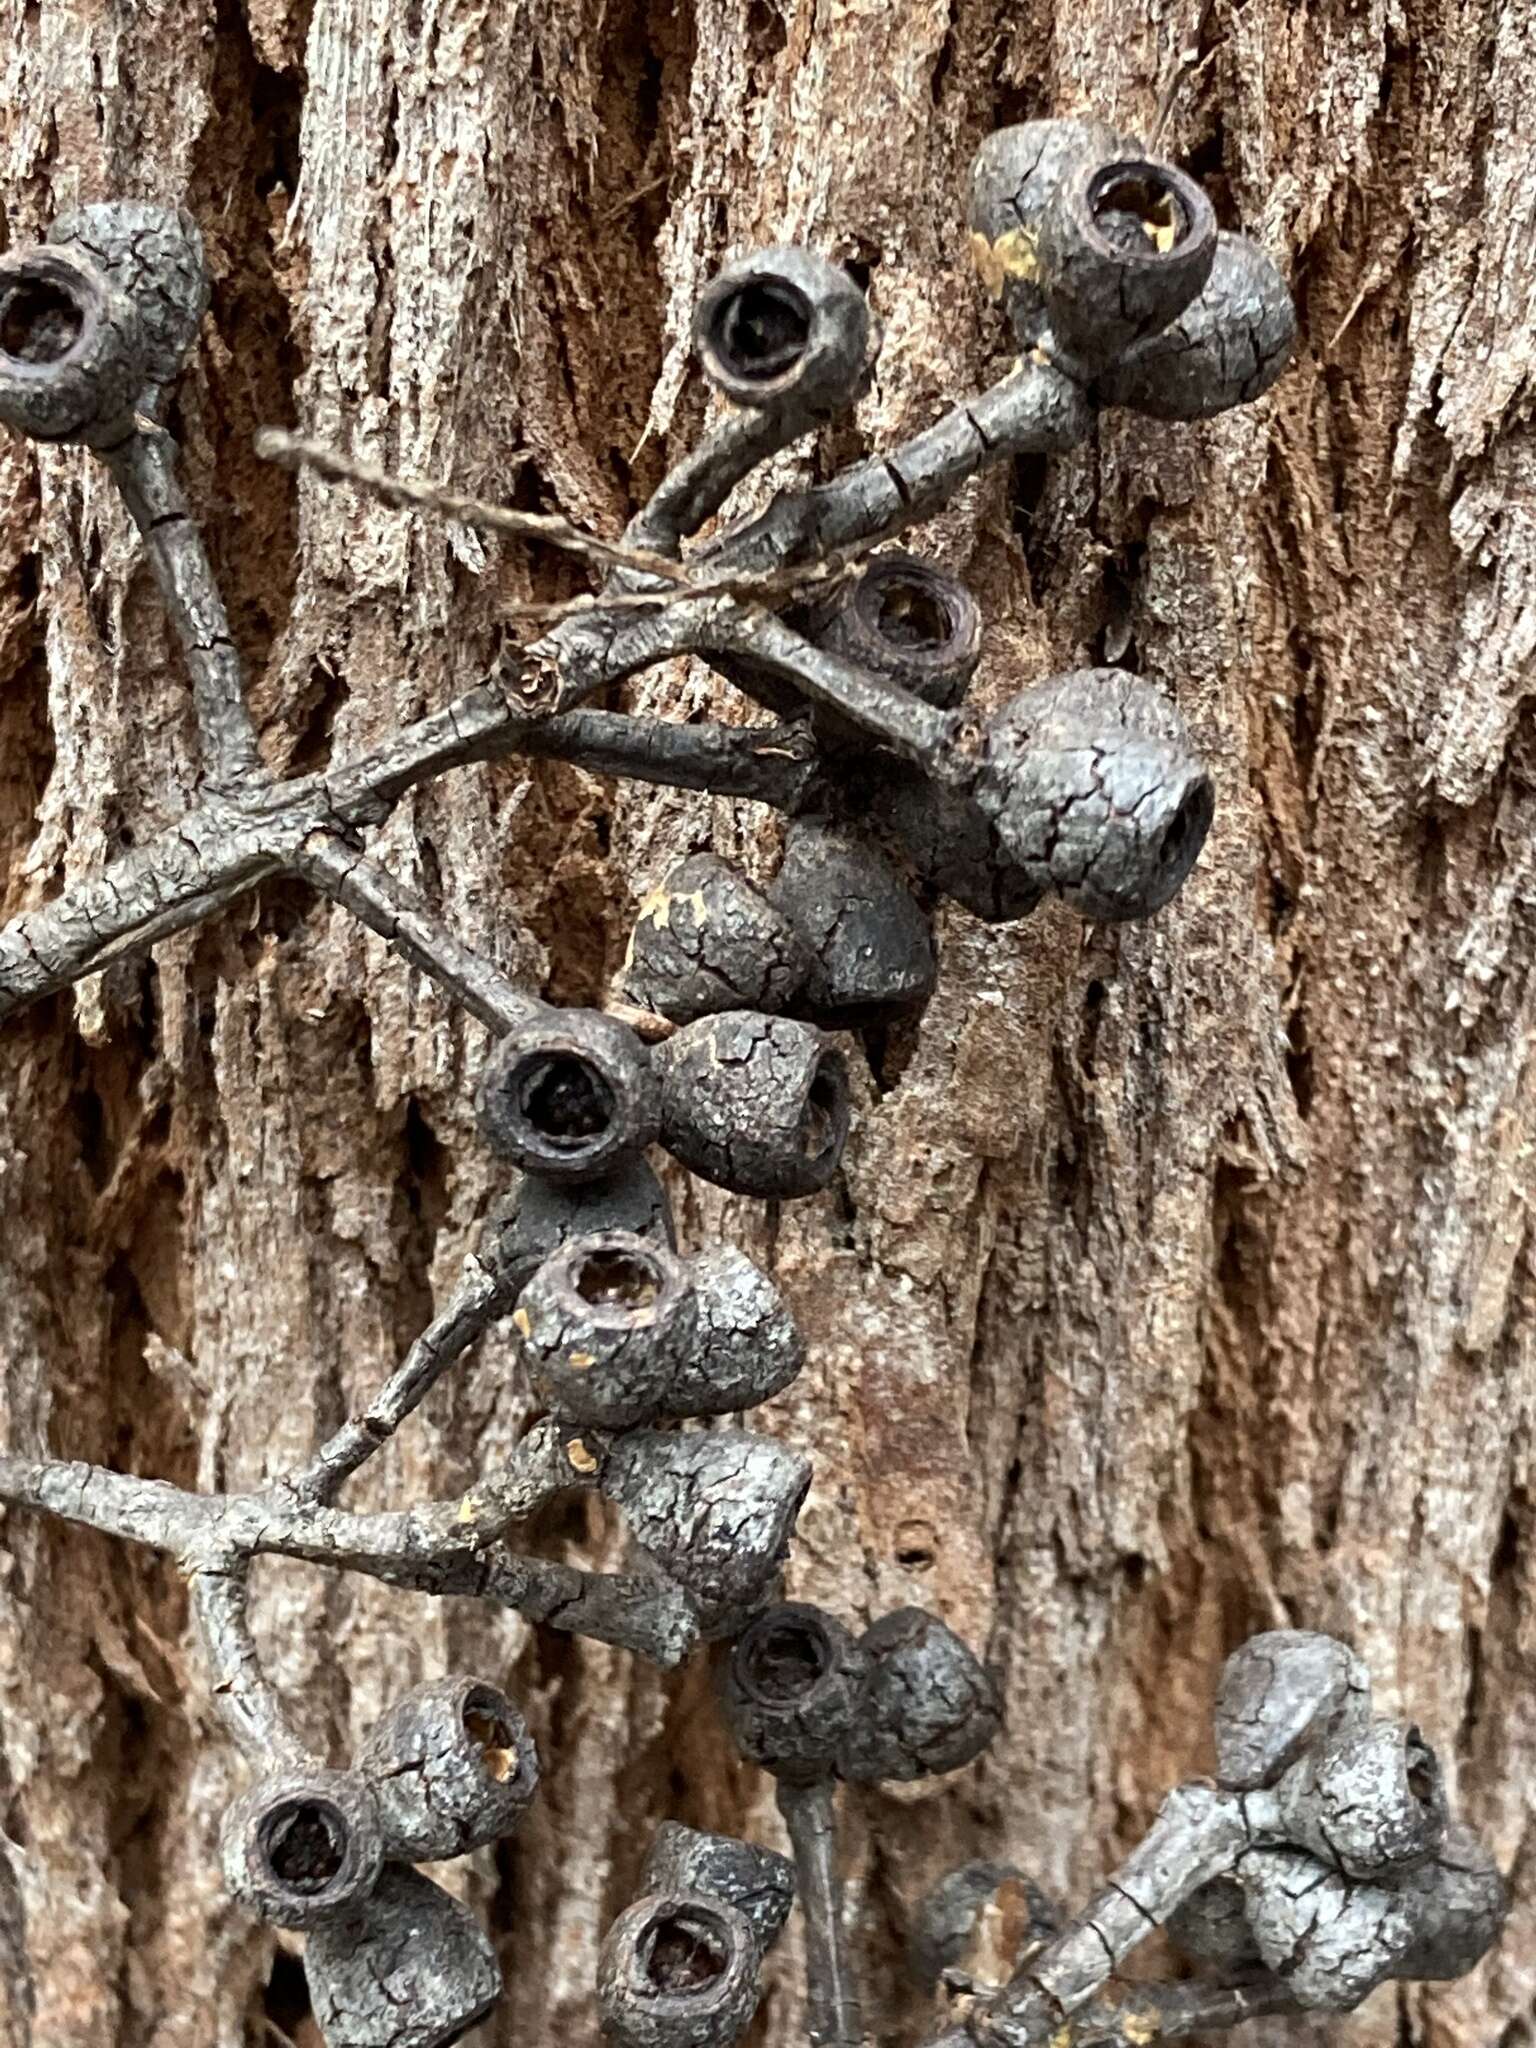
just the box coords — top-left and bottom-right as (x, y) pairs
(603, 1430), (811, 1637)
(661, 1243), (804, 1417)
(695, 246), (869, 414)
(305, 1864), (502, 2048)
(480, 1154), (676, 1296)
(1035, 149), (1216, 367)
(974, 668), (1214, 921)
(1093, 231), (1296, 420)
(876, 764), (1046, 925)
(1389, 1822), (1509, 1980)
(599, 1890), (763, 2048)
(769, 819), (937, 1025)
(641, 1822), (795, 1955)
(1211, 1628), (1372, 1790)
(357, 1674), (539, 1862)
(1274, 1718), (1447, 1879)
(623, 853), (814, 1025)
(1165, 1875), (1262, 1970)
(652, 1011), (850, 1198)
(515, 1230), (699, 1428)
(1240, 1847), (1418, 2011)
(837, 1606), (1002, 1784)
(0, 243), (147, 445)
(716, 1602), (867, 1783)
(476, 1007), (659, 1183)
(967, 118), (1131, 352)
(813, 551), (983, 715)
(48, 200), (209, 406)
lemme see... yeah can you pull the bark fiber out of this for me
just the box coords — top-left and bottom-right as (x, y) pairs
(2, 2), (1534, 2045)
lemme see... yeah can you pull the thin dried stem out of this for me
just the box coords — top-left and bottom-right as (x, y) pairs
(291, 1248), (512, 1503)
(104, 425), (266, 788)
(778, 1777), (866, 2048)
(189, 1562), (312, 1768)
(296, 836), (544, 1037)
(256, 428), (698, 585)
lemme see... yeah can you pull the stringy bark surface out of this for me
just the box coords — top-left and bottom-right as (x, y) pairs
(1, 2), (1534, 2044)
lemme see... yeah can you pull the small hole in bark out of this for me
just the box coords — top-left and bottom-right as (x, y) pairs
(739, 1614), (832, 1702)
(263, 1801), (346, 1893)
(894, 1518), (938, 1571)
(575, 1247), (659, 1313)
(0, 278), (84, 364)
(517, 1053), (615, 1145)
(713, 279), (811, 382)
(643, 1908), (729, 1994)
(464, 1700), (519, 1783)
(876, 580), (952, 651)
(1090, 167), (1188, 256)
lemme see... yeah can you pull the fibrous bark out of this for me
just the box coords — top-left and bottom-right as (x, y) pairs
(1, 3), (1533, 2047)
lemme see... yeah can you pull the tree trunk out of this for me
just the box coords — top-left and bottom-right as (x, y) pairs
(2, 3), (1533, 2046)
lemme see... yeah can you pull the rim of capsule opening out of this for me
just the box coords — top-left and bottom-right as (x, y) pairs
(479, 1014), (658, 1182)
(1081, 156), (1207, 266)
(851, 556), (980, 668)
(460, 1684), (526, 1786)
(571, 1241), (664, 1316)
(707, 275), (813, 388)
(257, 1793), (356, 1899)
(513, 1047), (616, 1148)
(733, 1606), (840, 1706)
(797, 1056), (845, 1165)
(0, 258), (89, 371)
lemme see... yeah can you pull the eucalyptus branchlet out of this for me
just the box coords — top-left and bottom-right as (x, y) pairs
(0, 110), (1475, 2048)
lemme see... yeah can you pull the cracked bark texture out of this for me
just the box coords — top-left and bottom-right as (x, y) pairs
(0, 4), (1533, 2047)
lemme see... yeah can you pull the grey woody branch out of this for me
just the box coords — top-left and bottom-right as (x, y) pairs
(3, 115), (1487, 2048)
(949, 1632), (1505, 2048)
(0, 174), (1230, 1028)
(0, 1415), (761, 1676)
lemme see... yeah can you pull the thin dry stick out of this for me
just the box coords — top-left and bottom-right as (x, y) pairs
(256, 427), (869, 614)
(256, 428), (697, 585)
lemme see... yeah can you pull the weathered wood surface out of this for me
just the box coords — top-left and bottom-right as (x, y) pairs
(1, 2), (1533, 2043)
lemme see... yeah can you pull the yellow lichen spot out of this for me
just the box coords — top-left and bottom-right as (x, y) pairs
(567, 1350), (596, 1372)
(567, 1438), (599, 1474)
(1122, 2015), (1160, 2044)
(511, 1306), (531, 1339)
(969, 226), (1038, 299)
(1049, 2027), (1073, 2048)
(458, 1495), (481, 1524)
(638, 885), (673, 930)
